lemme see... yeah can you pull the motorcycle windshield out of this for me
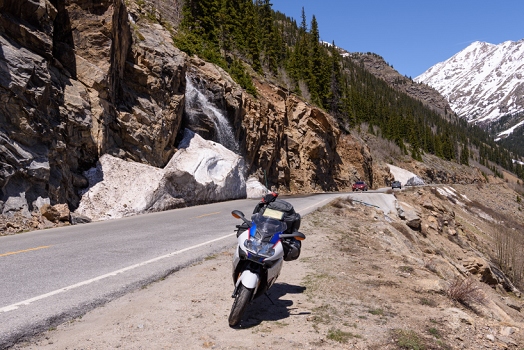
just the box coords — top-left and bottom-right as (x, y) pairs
(251, 213), (287, 242)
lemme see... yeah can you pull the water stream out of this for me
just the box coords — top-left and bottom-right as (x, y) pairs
(184, 77), (239, 153)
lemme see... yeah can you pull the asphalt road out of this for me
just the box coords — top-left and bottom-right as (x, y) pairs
(0, 192), (368, 349)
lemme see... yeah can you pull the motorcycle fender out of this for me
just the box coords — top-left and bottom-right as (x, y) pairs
(236, 270), (259, 290)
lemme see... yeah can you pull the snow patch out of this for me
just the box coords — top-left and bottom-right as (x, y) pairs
(76, 131), (246, 221)
(387, 164), (418, 186)
(415, 40), (524, 125)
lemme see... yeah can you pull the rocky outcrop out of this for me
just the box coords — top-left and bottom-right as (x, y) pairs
(186, 59), (379, 194)
(0, 9), (97, 211)
(0, 0), (186, 214)
(396, 185), (524, 300)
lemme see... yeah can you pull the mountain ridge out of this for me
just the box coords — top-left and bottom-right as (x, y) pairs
(343, 50), (456, 122)
(415, 39), (524, 138)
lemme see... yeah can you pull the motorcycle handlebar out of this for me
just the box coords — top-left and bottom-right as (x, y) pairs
(280, 231), (306, 240)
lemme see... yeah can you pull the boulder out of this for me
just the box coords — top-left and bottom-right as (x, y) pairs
(404, 210), (421, 230)
(2, 194), (31, 218)
(70, 213), (92, 225)
(163, 129), (246, 203)
(500, 327), (518, 337)
(40, 204), (60, 222)
(54, 203), (70, 222)
(32, 197), (51, 212)
(462, 257), (499, 285)
(399, 202), (421, 230)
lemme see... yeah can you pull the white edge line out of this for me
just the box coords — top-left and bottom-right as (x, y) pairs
(0, 232), (236, 313)
(296, 195), (337, 213)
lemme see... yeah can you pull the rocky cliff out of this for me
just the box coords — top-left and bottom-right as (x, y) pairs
(0, 0), (186, 214)
(186, 59), (381, 194)
(0, 0), (384, 231)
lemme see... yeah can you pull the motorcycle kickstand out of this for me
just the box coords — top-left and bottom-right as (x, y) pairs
(264, 292), (275, 305)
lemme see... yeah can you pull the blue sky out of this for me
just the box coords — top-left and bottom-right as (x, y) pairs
(270, 0), (524, 79)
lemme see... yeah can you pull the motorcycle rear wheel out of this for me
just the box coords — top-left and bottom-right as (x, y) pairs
(228, 284), (253, 327)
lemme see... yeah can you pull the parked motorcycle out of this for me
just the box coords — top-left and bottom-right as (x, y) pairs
(228, 194), (305, 327)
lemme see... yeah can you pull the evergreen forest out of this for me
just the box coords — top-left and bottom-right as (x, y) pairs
(174, 0), (524, 181)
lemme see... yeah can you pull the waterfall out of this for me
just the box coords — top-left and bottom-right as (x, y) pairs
(184, 77), (239, 153)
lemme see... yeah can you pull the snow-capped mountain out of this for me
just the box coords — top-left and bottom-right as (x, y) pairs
(415, 40), (524, 135)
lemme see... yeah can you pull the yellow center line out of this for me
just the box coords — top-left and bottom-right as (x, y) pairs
(0, 245), (52, 257)
(191, 211), (221, 219)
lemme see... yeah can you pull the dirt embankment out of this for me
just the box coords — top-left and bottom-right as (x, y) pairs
(12, 183), (524, 350)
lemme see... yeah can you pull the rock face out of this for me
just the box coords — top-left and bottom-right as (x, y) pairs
(0, 0), (186, 214)
(0, 0), (382, 231)
(186, 59), (377, 194)
(76, 131), (246, 221)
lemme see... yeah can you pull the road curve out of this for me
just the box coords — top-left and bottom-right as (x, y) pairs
(0, 192), (358, 348)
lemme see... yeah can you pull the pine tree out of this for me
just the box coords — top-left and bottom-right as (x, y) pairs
(460, 143), (470, 165)
(309, 15), (321, 106)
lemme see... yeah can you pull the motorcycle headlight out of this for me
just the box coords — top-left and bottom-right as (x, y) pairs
(244, 239), (275, 258)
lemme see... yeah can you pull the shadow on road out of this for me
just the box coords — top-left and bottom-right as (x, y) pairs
(234, 282), (309, 328)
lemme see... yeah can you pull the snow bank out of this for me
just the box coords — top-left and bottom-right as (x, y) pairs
(76, 131), (246, 221)
(387, 164), (418, 186)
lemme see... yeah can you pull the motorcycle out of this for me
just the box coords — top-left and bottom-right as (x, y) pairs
(228, 195), (305, 327)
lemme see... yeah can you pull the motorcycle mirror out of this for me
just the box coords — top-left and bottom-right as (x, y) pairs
(231, 210), (244, 219)
(232, 210), (251, 226)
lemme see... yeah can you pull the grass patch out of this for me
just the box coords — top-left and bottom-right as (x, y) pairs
(310, 304), (337, 325)
(364, 279), (399, 288)
(303, 273), (332, 297)
(368, 308), (384, 316)
(393, 329), (425, 350)
(399, 265), (415, 273)
(327, 328), (361, 343)
(428, 327), (440, 338)
(419, 298), (438, 307)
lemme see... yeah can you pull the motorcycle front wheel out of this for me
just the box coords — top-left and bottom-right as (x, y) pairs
(228, 284), (254, 327)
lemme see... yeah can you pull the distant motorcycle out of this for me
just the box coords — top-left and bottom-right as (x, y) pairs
(228, 193), (305, 327)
